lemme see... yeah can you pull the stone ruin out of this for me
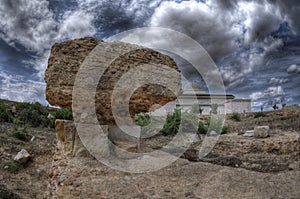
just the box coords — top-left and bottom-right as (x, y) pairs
(44, 37), (183, 161)
(44, 38), (300, 198)
(45, 37), (181, 125)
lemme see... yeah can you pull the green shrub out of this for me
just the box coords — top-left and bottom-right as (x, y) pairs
(160, 109), (181, 136)
(12, 126), (29, 142)
(160, 110), (200, 136)
(19, 109), (44, 127)
(221, 126), (229, 134)
(198, 122), (208, 134)
(17, 103), (73, 128)
(254, 112), (266, 118)
(230, 113), (241, 122)
(0, 103), (12, 123)
(47, 109), (73, 128)
(136, 113), (151, 127)
(18, 102), (50, 127)
(52, 109), (73, 120)
(200, 116), (228, 135)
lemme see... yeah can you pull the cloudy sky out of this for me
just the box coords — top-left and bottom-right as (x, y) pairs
(0, 0), (299, 111)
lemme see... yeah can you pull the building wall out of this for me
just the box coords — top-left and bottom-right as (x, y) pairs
(225, 100), (251, 114)
(178, 99), (251, 115)
(152, 98), (252, 116)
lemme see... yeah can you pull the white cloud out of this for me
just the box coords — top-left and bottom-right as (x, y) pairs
(250, 86), (285, 101)
(287, 64), (300, 73)
(57, 10), (97, 40)
(267, 86), (284, 96)
(269, 77), (288, 84)
(0, 71), (46, 104)
(0, 0), (57, 53)
(249, 91), (264, 100)
(0, 0), (99, 79)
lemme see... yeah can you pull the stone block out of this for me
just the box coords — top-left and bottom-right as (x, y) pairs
(55, 119), (113, 157)
(45, 38), (181, 125)
(254, 126), (270, 138)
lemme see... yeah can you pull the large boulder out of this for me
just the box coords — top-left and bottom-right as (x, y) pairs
(45, 37), (181, 124)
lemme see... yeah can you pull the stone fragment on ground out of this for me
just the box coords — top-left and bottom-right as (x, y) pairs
(243, 130), (254, 137)
(254, 126), (270, 138)
(13, 149), (31, 164)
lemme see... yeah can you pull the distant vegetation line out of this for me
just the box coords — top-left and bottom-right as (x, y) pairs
(0, 99), (72, 129)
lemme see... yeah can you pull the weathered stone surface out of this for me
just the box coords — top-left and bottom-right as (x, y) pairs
(55, 119), (105, 157)
(13, 149), (31, 164)
(254, 126), (270, 138)
(45, 37), (181, 124)
(49, 145), (300, 199)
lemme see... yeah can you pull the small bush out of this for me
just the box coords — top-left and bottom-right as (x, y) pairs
(52, 109), (73, 120)
(0, 103), (12, 123)
(198, 122), (208, 134)
(12, 127), (29, 142)
(18, 102), (50, 127)
(160, 109), (181, 136)
(254, 112), (266, 118)
(136, 113), (151, 127)
(221, 126), (229, 134)
(200, 116), (228, 135)
(47, 109), (73, 128)
(19, 109), (46, 127)
(160, 110), (200, 136)
(230, 113), (241, 122)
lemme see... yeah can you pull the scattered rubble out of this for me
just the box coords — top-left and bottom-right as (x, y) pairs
(13, 149), (31, 164)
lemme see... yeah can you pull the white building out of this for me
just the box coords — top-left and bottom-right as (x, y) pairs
(176, 83), (251, 115)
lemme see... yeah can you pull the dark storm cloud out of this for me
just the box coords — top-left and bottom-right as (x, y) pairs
(148, 0), (292, 91)
(266, 0), (300, 33)
(242, 3), (282, 43)
(150, 0), (241, 63)
(214, 0), (239, 10)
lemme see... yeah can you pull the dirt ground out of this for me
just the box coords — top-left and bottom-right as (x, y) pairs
(0, 106), (299, 198)
(0, 123), (56, 198)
